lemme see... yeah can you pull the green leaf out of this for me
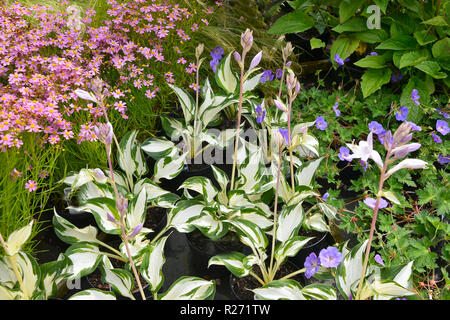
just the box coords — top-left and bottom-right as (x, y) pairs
(376, 36), (418, 51)
(141, 137), (175, 160)
(332, 17), (367, 33)
(52, 210), (98, 245)
(413, 30), (438, 46)
(310, 38), (325, 50)
(167, 200), (205, 233)
(167, 84), (195, 123)
(158, 276), (215, 300)
(353, 29), (389, 44)
(432, 38), (450, 71)
(208, 252), (250, 278)
(360, 68), (392, 98)
(398, 49), (430, 69)
(153, 153), (187, 184)
(268, 9), (314, 35)
(339, 0), (366, 24)
(330, 36), (360, 66)
(215, 52), (238, 94)
(65, 242), (103, 280)
(414, 61), (447, 79)
(354, 55), (387, 69)
(69, 289), (116, 300)
(374, 0), (389, 13)
(422, 16), (448, 27)
(253, 280), (305, 300)
(140, 236), (168, 293)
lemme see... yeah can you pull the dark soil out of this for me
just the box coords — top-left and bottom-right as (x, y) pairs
(144, 206), (167, 234)
(230, 261), (305, 300)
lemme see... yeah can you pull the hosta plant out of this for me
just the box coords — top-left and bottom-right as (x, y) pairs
(0, 221), (71, 300)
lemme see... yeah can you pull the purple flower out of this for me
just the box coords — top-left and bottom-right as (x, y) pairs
(304, 252), (321, 279)
(432, 133), (442, 143)
(333, 102), (340, 117)
(391, 72), (403, 83)
(275, 68), (283, 79)
(369, 52), (378, 56)
(364, 197), (388, 210)
(404, 121), (422, 131)
(395, 298), (407, 300)
(322, 192), (330, 201)
(395, 106), (409, 121)
(338, 146), (352, 162)
(210, 58), (220, 73)
(438, 154), (450, 165)
(278, 128), (289, 146)
(255, 105), (266, 124)
(334, 53), (344, 66)
(436, 120), (449, 136)
(411, 89), (420, 105)
(260, 70), (274, 83)
(315, 116), (327, 130)
(360, 159), (368, 171)
(210, 46), (224, 60)
(319, 247), (343, 268)
(368, 121), (385, 135)
(128, 223), (143, 238)
(374, 254), (385, 266)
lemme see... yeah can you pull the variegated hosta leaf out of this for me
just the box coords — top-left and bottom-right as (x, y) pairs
(335, 240), (368, 299)
(216, 128), (237, 149)
(76, 182), (114, 205)
(243, 72), (263, 93)
(0, 257), (16, 288)
(236, 148), (264, 192)
(134, 179), (175, 204)
(227, 219), (268, 252)
(152, 193), (180, 209)
(117, 130), (140, 180)
(53, 210), (99, 245)
(160, 116), (184, 140)
(126, 187), (147, 231)
(208, 252), (250, 278)
(141, 136), (176, 160)
(158, 276), (215, 300)
(301, 283), (337, 300)
(167, 84), (195, 123)
(105, 170), (129, 191)
(200, 97), (240, 129)
(65, 242), (103, 280)
(369, 280), (415, 300)
(140, 236), (168, 293)
(243, 253), (267, 270)
(0, 284), (20, 300)
(239, 208), (273, 231)
(275, 236), (314, 265)
(75, 197), (121, 235)
(373, 261), (415, 300)
(121, 234), (151, 260)
(277, 202), (305, 243)
(198, 78), (214, 117)
(68, 289), (116, 300)
(166, 200), (205, 233)
(4, 220), (33, 256)
(62, 168), (96, 192)
(153, 152), (187, 183)
(215, 52), (238, 94)
(15, 252), (41, 299)
(179, 176), (218, 204)
(191, 209), (228, 241)
(211, 165), (229, 192)
(317, 202), (338, 220)
(304, 213), (330, 232)
(228, 190), (253, 208)
(99, 256), (134, 300)
(40, 254), (71, 299)
(286, 189), (319, 206)
(253, 280), (306, 300)
(295, 157), (323, 187)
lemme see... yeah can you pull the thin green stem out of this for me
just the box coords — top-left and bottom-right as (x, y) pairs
(279, 268), (306, 281)
(249, 271), (266, 286)
(269, 148), (283, 274)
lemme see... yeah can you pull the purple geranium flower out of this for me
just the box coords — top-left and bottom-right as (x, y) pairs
(368, 121), (385, 135)
(436, 120), (449, 136)
(369, 52), (378, 56)
(304, 252), (321, 279)
(260, 70), (274, 83)
(319, 247), (343, 268)
(391, 72), (403, 83)
(395, 106), (409, 121)
(360, 159), (368, 171)
(334, 53), (344, 66)
(322, 192), (330, 201)
(432, 133), (442, 143)
(374, 254), (385, 266)
(275, 68), (282, 79)
(210, 58), (219, 73)
(438, 154), (450, 165)
(338, 146), (352, 162)
(364, 197), (388, 210)
(278, 128), (289, 146)
(411, 89), (420, 105)
(255, 105), (266, 124)
(333, 102), (340, 117)
(210, 46), (224, 60)
(315, 116), (327, 130)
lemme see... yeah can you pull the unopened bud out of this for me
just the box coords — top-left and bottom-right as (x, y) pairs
(94, 122), (113, 146)
(393, 122), (412, 147)
(195, 43), (204, 58)
(241, 29), (253, 53)
(116, 196), (128, 214)
(128, 223), (143, 238)
(107, 212), (117, 223)
(93, 168), (107, 183)
(283, 42), (294, 61)
(91, 77), (105, 97)
(233, 51), (241, 63)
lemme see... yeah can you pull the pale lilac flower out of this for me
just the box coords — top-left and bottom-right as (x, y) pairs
(368, 121), (385, 135)
(346, 131), (384, 168)
(385, 159), (428, 177)
(333, 102), (340, 117)
(304, 252), (321, 279)
(128, 223), (143, 238)
(438, 154), (449, 165)
(404, 121), (421, 131)
(395, 106), (408, 121)
(248, 51), (262, 70)
(322, 192), (330, 201)
(278, 128), (289, 146)
(334, 53), (344, 66)
(436, 120), (449, 136)
(210, 58), (219, 72)
(315, 116), (327, 130)
(275, 68), (282, 79)
(364, 197), (388, 210)
(260, 70), (274, 83)
(319, 247), (343, 268)
(374, 254), (384, 266)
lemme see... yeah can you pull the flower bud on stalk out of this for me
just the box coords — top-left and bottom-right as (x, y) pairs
(128, 224), (143, 239)
(241, 29), (253, 55)
(392, 122), (412, 148)
(195, 43), (204, 59)
(282, 42), (294, 62)
(116, 196), (128, 215)
(94, 122), (113, 146)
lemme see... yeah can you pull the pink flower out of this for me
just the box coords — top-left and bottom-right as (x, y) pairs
(25, 180), (38, 192)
